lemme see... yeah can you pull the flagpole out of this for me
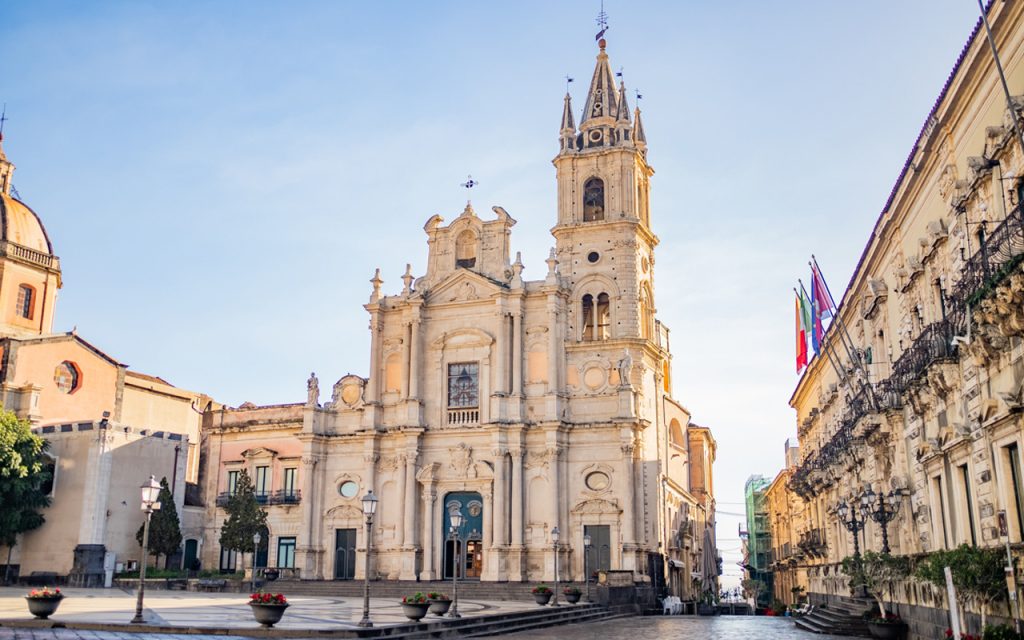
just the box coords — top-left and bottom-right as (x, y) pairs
(797, 283), (854, 396)
(810, 256), (880, 412)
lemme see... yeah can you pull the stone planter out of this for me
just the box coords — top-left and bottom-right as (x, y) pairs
(428, 599), (452, 615)
(401, 602), (430, 621)
(867, 622), (906, 639)
(249, 603), (288, 628)
(697, 603), (716, 616)
(533, 591), (553, 605)
(25, 596), (63, 620)
(564, 592), (581, 604)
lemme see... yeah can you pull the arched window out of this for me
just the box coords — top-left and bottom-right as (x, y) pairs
(640, 285), (654, 340)
(583, 178), (605, 222)
(581, 292), (611, 341)
(16, 284), (34, 319)
(581, 294), (595, 340)
(455, 230), (477, 268)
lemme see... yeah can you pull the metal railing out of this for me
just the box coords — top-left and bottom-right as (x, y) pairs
(215, 490), (301, 507)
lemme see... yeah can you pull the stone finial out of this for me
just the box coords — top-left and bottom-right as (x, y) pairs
(402, 264), (414, 296)
(369, 268), (383, 303)
(545, 248), (559, 284)
(511, 251), (524, 288)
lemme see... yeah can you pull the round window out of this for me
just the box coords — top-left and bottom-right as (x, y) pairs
(54, 361), (80, 394)
(585, 471), (611, 491)
(338, 480), (359, 498)
(587, 251), (600, 263)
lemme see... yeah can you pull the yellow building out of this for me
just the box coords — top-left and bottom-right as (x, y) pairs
(763, 440), (806, 606)
(790, 2), (1024, 634)
(0, 135), (217, 584)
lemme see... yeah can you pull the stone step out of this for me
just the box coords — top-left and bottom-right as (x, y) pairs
(396, 604), (618, 639)
(272, 579), (584, 602)
(795, 608), (873, 637)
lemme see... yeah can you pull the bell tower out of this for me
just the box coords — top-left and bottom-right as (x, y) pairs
(552, 36), (657, 344)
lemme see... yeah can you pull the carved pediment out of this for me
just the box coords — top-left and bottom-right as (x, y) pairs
(572, 497), (622, 515)
(425, 269), (505, 305)
(241, 447), (278, 459)
(324, 504), (363, 521)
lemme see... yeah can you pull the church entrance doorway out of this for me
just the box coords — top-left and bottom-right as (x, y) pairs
(584, 525), (611, 577)
(334, 528), (357, 580)
(442, 491), (483, 579)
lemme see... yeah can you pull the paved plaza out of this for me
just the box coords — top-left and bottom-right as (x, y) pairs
(501, 616), (861, 639)
(0, 587), (535, 630)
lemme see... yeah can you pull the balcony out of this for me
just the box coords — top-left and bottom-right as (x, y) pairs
(215, 490), (301, 507)
(447, 408), (479, 426)
(797, 528), (827, 558)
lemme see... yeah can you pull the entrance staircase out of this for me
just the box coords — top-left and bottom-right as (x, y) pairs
(794, 596), (874, 637)
(273, 579), (584, 602)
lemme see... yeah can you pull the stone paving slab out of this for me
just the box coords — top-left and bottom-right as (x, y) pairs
(0, 588), (536, 630)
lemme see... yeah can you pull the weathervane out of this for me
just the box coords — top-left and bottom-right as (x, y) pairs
(565, 75), (574, 93)
(460, 174), (478, 205)
(0, 104), (7, 142)
(595, 1), (609, 42)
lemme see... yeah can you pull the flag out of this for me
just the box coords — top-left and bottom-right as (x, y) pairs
(810, 259), (837, 350)
(595, 27), (607, 41)
(799, 281), (819, 356)
(795, 294), (808, 372)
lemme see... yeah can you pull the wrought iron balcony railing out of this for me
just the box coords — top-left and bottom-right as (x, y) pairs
(215, 490), (301, 507)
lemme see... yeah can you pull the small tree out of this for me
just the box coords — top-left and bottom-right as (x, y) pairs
(741, 578), (766, 605)
(916, 544), (1006, 631)
(842, 552), (910, 619)
(0, 411), (52, 584)
(218, 469), (267, 562)
(135, 477), (182, 568)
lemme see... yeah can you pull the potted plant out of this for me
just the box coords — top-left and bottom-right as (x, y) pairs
(248, 591), (288, 628)
(531, 584), (553, 605)
(863, 611), (905, 640)
(401, 592), (430, 621)
(427, 591), (452, 616)
(25, 587), (63, 620)
(563, 585), (581, 604)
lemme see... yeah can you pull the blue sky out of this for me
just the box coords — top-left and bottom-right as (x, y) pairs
(2, 1), (983, 586)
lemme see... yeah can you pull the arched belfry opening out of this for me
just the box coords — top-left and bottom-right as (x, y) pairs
(455, 230), (477, 268)
(583, 177), (605, 222)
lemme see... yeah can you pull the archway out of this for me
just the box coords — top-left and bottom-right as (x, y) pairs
(442, 491), (483, 579)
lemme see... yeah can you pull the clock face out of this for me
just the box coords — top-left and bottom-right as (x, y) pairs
(447, 363), (479, 408)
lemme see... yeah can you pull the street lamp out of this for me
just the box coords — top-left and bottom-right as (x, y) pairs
(358, 490), (378, 628)
(252, 532), (262, 593)
(131, 475), (162, 624)
(449, 510), (464, 619)
(583, 533), (592, 603)
(551, 526), (560, 607)
(863, 487), (903, 554)
(836, 498), (866, 559)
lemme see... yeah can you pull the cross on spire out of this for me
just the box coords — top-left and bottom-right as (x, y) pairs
(595, 1), (609, 42)
(0, 104), (8, 142)
(460, 175), (477, 190)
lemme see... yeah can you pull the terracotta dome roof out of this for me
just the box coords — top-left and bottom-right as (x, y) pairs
(0, 192), (53, 255)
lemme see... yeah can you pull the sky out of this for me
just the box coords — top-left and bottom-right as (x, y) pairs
(2, 1), (984, 588)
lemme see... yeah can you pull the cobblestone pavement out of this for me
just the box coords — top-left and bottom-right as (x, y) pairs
(501, 615), (862, 639)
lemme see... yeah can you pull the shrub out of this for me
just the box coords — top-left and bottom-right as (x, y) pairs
(531, 584), (552, 595)
(402, 592), (428, 604)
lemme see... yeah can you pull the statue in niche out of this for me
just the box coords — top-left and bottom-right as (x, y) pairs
(307, 372), (320, 407)
(617, 349), (633, 387)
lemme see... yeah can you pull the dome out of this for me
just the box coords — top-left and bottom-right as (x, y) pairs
(0, 192), (53, 255)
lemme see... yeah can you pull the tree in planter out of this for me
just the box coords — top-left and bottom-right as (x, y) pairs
(219, 470), (268, 565)
(841, 551), (910, 620)
(916, 544), (1006, 632)
(0, 411), (52, 584)
(135, 477), (182, 569)
(741, 578), (766, 606)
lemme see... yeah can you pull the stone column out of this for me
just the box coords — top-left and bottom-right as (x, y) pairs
(492, 449), (508, 546)
(420, 485), (436, 580)
(548, 446), (561, 581)
(297, 456), (319, 579)
(512, 311), (523, 397)
(400, 322), (411, 399)
(366, 314), (382, 402)
(511, 449), (524, 547)
(622, 442), (637, 570)
(546, 294), (559, 394)
(495, 310), (508, 395)
(399, 452), (419, 580)
(408, 317), (420, 398)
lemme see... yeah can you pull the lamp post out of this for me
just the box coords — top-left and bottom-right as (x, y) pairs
(449, 510), (464, 619)
(836, 497), (866, 559)
(252, 532), (261, 593)
(583, 533), (592, 603)
(863, 487), (902, 554)
(358, 490), (378, 628)
(551, 526), (560, 607)
(131, 475), (162, 624)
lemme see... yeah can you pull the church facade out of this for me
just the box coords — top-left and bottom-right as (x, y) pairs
(202, 38), (717, 592)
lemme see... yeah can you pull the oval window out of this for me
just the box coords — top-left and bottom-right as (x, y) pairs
(339, 480), (359, 498)
(585, 471), (611, 491)
(54, 361), (81, 394)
